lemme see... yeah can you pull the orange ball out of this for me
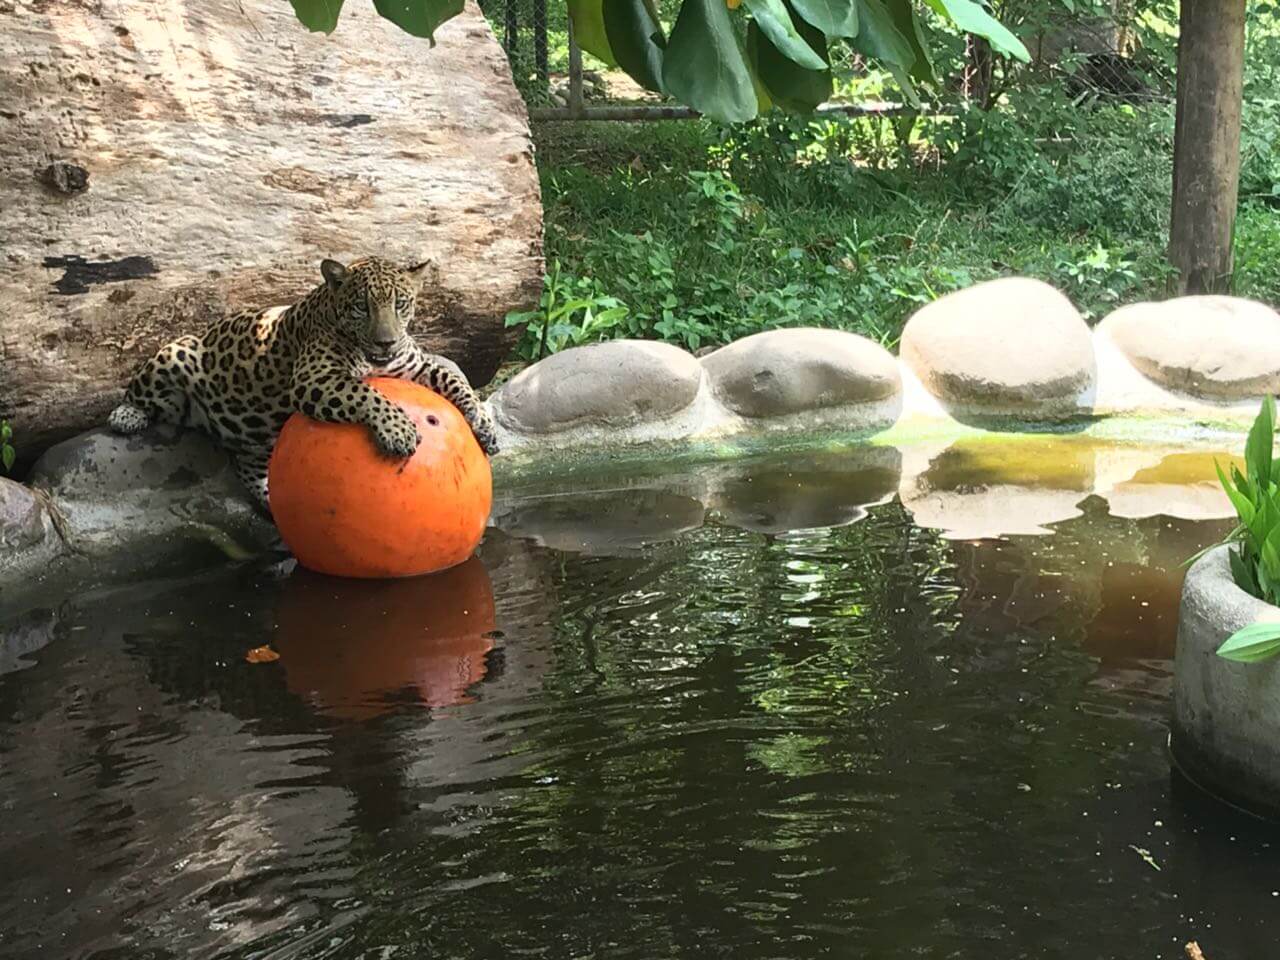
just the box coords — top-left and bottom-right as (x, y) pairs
(268, 377), (492, 578)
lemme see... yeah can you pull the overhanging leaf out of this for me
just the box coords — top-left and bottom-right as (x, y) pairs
(885, 0), (934, 83)
(743, 0), (827, 69)
(924, 0), (1029, 62)
(747, 15), (832, 113)
(1217, 621), (1280, 663)
(289, 0), (346, 33)
(789, 0), (859, 38)
(604, 0), (667, 93)
(850, 0), (915, 68)
(372, 0), (464, 43)
(1217, 460), (1256, 526)
(662, 0), (759, 123)
(569, 0), (618, 65)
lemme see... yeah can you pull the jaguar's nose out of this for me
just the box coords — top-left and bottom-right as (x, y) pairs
(373, 337), (397, 351)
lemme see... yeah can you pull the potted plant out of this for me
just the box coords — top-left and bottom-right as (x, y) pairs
(1172, 396), (1280, 815)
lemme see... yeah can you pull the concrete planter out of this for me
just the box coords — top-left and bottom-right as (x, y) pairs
(1173, 545), (1280, 816)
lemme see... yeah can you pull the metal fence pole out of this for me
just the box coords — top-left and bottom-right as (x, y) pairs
(533, 0), (548, 85)
(567, 20), (584, 116)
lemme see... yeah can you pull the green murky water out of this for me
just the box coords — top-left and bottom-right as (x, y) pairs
(3, 439), (1279, 959)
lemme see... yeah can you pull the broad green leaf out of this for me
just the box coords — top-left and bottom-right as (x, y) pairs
(850, 0), (915, 68)
(747, 17), (832, 113)
(885, 61), (921, 107)
(743, 0), (827, 69)
(1217, 460), (1256, 526)
(885, 0), (934, 83)
(289, 0), (345, 33)
(924, 0), (1029, 62)
(569, 0), (618, 65)
(1246, 395), (1276, 490)
(790, 0), (859, 38)
(605, 0), (667, 93)
(1229, 545), (1257, 595)
(1217, 621), (1280, 662)
(372, 0), (463, 42)
(662, 0), (758, 123)
(1, 446), (12, 473)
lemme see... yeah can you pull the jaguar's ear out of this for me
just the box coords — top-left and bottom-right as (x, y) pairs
(405, 260), (432, 289)
(320, 259), (349, 291)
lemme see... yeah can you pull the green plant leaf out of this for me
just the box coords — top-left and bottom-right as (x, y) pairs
(850, 0), (915, 68)
(885, 0), (934, 83)
(1229, 544), (1258, 595)
(790, 0), (859, 38)
(1217, 621), (1280, 662)
(1217, 460), (1257, 526)
(604, 0), (667, 93)
(569, 0), (618, 65)
(743, 0), (827, 69)
(1, 445), (13, 474)
(288, 0), (345, 32)
(923, 0), (1030, 62)
(371, 0), (463, 41)
(747, 17), (832, 113)
(1246, 395), (1276, 491)
(662, 0), (759, 123)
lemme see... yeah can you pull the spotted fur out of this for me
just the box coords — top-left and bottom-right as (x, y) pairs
(108, 257), (499, 509)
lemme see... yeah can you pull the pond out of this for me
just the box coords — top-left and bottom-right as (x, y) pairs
(3, 440), (1280, 959)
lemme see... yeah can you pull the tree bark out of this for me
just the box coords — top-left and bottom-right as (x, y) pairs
(1169, 0), (1247, 294)
(0, 0), (543, 466)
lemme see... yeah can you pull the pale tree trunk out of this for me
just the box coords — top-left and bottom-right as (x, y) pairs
(0, 0), (543, 465)
(1169, 0), (1247, 294)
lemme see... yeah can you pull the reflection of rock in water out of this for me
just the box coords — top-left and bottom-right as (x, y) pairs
(711, 446), (901, 534)
(494, 487), (706, 556)
(901, 437), (1095, 539)
(273, 557), (497, 719)
(0, 606), (58, 676)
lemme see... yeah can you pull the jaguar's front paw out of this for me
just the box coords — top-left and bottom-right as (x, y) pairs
(372, 415), (420, 459)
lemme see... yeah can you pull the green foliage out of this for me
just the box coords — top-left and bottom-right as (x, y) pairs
(288, 0), (461, 40)
(505, 261), (630, 361)
(1, 421), (13, 474)
(287, 0), (1028, 122)
(1206, 397), (1280, 663)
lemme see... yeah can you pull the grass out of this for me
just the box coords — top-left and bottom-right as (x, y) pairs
(520, 82), (1280, 360)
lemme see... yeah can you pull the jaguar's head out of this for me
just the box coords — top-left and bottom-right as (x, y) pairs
(321, 256), (431, 365)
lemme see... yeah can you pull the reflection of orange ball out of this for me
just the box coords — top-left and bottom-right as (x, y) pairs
(268, 377), (492, 579)
(274, 556), (497, 719)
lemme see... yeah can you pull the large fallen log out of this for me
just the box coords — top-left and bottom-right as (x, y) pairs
(0, 0), (543, 465)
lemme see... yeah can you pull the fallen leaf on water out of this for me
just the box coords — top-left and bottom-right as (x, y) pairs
(1186, 942), (1207, 960)
(245, 645), (280, 664)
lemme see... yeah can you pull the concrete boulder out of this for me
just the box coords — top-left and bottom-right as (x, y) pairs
(701, 328), (901, 418)
(491, 340), (703, 435)
(900, 277), (1095, 414)
(1098, 296), (1280, 400)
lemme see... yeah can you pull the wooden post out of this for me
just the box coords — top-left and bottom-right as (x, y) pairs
(1169, 0), (1247, 295)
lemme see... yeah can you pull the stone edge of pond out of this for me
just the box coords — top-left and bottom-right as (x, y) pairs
(1173, 545), (1280, 820)
(488, 281), (1274, 460)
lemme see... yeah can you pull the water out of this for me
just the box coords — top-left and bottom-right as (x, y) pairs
(3, 442), (1280, 960)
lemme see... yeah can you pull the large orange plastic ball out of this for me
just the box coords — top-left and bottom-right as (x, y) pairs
(268, 377), (492, 578)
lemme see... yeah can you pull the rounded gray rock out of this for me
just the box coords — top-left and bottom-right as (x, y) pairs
(900, 277), (1094, 410)
(701, 328), (900, 418)
(1099, 296), (1280, 400)
(0, 478), (64, 583)
(28, 426), (279, 567)
(1172, 545), (1280, 816)
(492, 340), (703, 434)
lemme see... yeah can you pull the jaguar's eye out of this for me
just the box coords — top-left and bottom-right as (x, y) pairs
(351, 303), (368, 319)
(396, 296), (411, 312)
